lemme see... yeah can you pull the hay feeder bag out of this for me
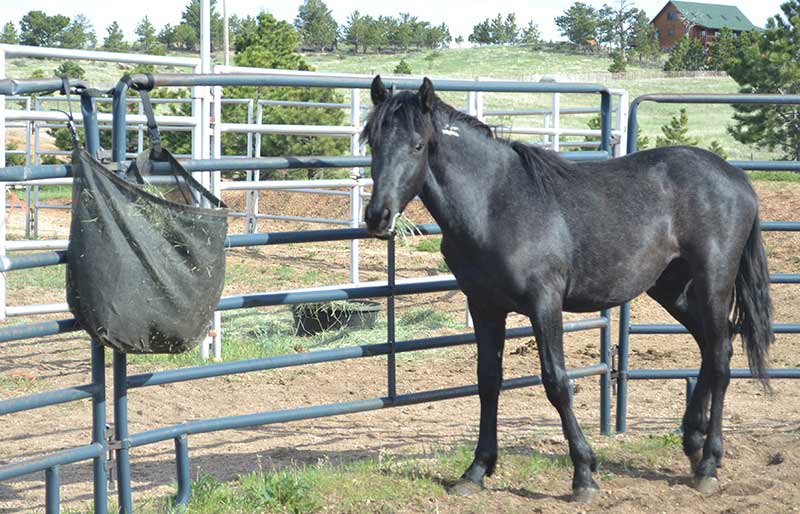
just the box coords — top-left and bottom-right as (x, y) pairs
(66, 91), (228, 354)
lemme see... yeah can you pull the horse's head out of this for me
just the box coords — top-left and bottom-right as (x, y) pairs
(362, 75), (436, 237)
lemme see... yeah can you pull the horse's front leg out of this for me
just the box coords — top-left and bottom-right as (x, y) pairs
(449, 300), (507, 496)
(531, 294), (598, 503)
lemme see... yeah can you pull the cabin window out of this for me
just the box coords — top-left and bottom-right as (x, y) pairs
(668, 28), (675, 36)
(667, 11), (679, 20)
(700, 30), (707, 37)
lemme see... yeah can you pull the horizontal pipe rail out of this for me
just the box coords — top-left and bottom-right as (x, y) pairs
(127, 318), (608, 389)
(0, 44), (198, 66)
(128, 363), (609, 448)
(0, 383), (99, 415)
(0, 443), (103, 481)
(626, 368), (800, 380)
(629, 323), (800, 334)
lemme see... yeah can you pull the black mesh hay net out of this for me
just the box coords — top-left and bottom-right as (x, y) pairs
(66, 90), (229, 354)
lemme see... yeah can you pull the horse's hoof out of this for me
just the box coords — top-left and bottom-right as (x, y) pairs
(689, 450), (703, 471)
(693, 476), (719, 494)
(448, 479), (484, 497)
(571, 487), (598, 504)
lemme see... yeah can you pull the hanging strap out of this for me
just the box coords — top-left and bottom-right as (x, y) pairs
(138, 90), (163, 159)
(60, 77), (80, 148)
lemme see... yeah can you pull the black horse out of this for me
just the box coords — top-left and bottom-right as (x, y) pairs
(362, 76), (774, 503)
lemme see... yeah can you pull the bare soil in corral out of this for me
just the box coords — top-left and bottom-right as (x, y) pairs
(2, 181), (800, 513)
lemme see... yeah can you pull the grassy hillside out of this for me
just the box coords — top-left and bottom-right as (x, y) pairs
(309, 46), (761, 160)
(1, 46), (775, 161)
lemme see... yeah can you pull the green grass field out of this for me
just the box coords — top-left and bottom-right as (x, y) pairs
(1, 46), (785, 161)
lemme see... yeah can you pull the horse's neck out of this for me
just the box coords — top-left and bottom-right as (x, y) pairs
(420, 119), (513, 244)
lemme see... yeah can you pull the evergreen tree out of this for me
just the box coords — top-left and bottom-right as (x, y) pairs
(227, 13), (348, 179)
(555, 2), (599, 49)
(628, 10), (660, 63)
(344, 11), (370, 53)
(60, 15), (95, 49)
(708, 140), (728, 160)
(394, 59), (412, 74)
(663, 36), (705, 71)
(54, 61), (86, 79)
(294, 0), (338, 51)
(103, 21), (128, 51)
(656, 109), (699, 147)
(519, 21), (542, 48)
(19, 11), (70, 47)
(135, 16), (159, 52)
(180, 0), (224, 50)
(0, 22), (18, 44)
(727, 2), (800, 159)
(708, 27), (736, 71)
(469, 19), (493, 45)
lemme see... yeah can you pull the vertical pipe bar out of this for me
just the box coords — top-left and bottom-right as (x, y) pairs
(45, 465), (60, 514)
(80, 93), (100, 157)
(213, 310), (222, 361)
(551, 93), (561, 152)
(0, 49), (6, 322)
(626, 98), (640, 153)
(252, 102), (263, 233)
(112, 80), (129, 163)
(245, 99), (254, 233)
(615, 91), (629, 157)
(599, 309), (612, 435)
(616, 301), (631, 432)
(349, 89), (361, 284)
(137, 101), (144, 154)
(91, 341), (108, 514)
(600, 91), (612, 154)
(349, 182), (361, 284)
(174, 434), (191, 506)
(387, 236), (397, 401)
(113, 351), (133, 514)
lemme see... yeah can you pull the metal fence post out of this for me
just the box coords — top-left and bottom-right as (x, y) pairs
(614, 90), (629, 157)
(551, 93), (560, 152)
(113, 351), (133, 514)
(599, 309), (612, 435)
(174, 434), (190, 506)
(91, 341), (108, 514)
(45, 465), (59, 514)
(387, 235), (397, 401)
(616, 301), (631, 432)
(350, 88), (362, 284)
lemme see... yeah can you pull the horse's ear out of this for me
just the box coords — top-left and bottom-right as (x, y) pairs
(418, 77), (435, 113)
(371, 75), (389, 105)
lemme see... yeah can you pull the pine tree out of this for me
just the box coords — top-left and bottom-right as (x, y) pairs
(519, 21), (542, 48)
(60, 15), (95, 49)
(664, 37), (706, 71)
(727, 2), (800, 160)
(294, 0), (338, 51)
(394, 59), (412, 74)
(0, 22), (17, 44)
(135, 17), (159, 53)
(656, 109), (699, 147)
(708, 27), (736, 71)
(227, 13), (348, 178)
(708, 141), (728, 160)
(103, 21), (128, 51)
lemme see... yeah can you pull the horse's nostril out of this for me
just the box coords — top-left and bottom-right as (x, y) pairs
(381, 208), (391, 224)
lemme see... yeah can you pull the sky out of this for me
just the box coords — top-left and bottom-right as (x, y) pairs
(0, 0), (786, 43)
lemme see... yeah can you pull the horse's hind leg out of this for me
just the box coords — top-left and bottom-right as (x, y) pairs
(649, 259), (736, 493)
(691, 274), (735, 493)
(530, 292), (598, 503)
(646, 261), (712, 472)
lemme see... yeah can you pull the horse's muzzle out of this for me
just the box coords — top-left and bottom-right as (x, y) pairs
(365, 204), (393, 237)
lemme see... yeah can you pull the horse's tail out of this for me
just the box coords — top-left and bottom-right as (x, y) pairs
(733, 214), (774, 388)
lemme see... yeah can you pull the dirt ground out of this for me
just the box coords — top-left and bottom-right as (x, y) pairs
(1, 181), (800, 513)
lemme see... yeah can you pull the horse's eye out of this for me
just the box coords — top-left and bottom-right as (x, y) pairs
(414, 142), (424, 152)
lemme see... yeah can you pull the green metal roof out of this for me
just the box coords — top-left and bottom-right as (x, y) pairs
(670, 1), (760, 31)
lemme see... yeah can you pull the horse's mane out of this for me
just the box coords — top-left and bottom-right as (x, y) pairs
(361, 91), (576, 193)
